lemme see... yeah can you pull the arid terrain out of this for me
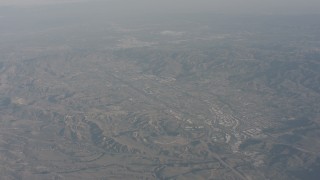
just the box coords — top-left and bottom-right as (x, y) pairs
(0, 5), (320, 180)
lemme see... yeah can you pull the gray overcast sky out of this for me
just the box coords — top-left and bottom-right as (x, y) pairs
(0, 0), (319, 14)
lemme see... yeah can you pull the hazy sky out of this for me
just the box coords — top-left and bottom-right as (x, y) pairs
(0, 0), (319, 14)
(0, 0), (86, 6)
